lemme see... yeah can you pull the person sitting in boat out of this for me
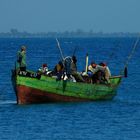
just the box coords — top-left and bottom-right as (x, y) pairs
(16, 45), (27, 73)
(38, 63), (49, 75)
(99, 62), (111, 83)
(88, 61), (106, 84)
(70, 56), (85, 82)
(53, 61), (64, 80)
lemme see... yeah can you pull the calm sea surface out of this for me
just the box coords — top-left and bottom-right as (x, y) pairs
(0, 38), (140, 140)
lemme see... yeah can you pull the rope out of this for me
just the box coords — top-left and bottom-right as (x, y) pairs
(120, 37), (140, 75)
(124, 37), (140, 67)
(72, 47), (77, 56)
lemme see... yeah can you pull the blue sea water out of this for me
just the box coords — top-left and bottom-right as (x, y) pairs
(0, 37), (140, 140)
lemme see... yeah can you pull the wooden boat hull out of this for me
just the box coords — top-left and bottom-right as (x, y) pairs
(16, 85), (116, 104)
(12, 70), (121, 104)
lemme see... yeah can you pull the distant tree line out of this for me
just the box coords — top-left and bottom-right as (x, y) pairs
(0, 29), (139, 38)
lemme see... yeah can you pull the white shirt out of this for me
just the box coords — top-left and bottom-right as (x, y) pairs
(88, 64), (105, 74)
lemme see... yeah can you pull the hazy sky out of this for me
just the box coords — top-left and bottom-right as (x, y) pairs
(0, 0), (140, 33)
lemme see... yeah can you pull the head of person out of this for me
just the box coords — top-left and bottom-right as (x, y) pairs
(99, 62), (106, 67)
(72, 55), (77, 64)
(91, 61), (97, 68)
(21, 45), (26, 51)
(58, 61), (63, 65)
(58, 61), (64, 69)
(42, 63), (47, 68)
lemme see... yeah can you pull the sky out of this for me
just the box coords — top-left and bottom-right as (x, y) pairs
(0, 0), (140, 33)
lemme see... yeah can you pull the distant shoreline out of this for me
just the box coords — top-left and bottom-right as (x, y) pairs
(0, 29), (139, 38)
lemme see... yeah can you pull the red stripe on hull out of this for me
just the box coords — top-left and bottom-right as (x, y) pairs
(16, 85), (91, 104)
(16, 85), (115, 104)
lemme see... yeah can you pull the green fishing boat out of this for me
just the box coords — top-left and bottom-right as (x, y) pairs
(11, 37), (139, 105)
(12, 69), (122, 104)
(11, 39), (129, 104)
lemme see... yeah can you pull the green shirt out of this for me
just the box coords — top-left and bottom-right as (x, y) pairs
(17, 50), (26, 68)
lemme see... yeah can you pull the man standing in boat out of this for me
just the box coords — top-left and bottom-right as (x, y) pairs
(16, 45), (27, 72)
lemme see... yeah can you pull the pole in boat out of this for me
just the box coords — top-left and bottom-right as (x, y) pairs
(72, 46), (78, 56)
(56, 38), (64, 60)
(85, 53), (89, 73)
